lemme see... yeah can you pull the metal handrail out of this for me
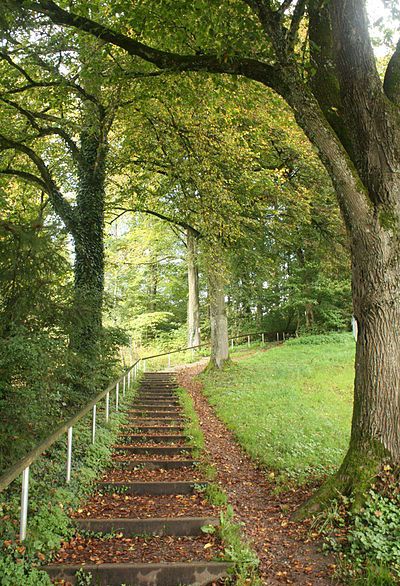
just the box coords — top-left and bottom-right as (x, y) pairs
(139, 329), (286, 362)
(0, 328), (288, 540)
(0, 360), (140, 493)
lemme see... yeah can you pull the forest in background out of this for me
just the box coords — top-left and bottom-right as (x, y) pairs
(2, 0), (400, 583)
(0, 9), (352, 470)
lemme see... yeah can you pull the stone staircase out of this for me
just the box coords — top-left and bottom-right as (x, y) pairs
(45, 372), (230, 585)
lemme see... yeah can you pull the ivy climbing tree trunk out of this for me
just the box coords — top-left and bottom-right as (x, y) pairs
(70, 125), (106, 365)
(187, 228), (201, 348)
(206, 251), (229, 369)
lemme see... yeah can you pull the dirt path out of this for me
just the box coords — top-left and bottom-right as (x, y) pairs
(176, 363), (340, 586)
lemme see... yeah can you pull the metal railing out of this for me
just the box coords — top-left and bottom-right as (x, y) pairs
(0, 329), (289, 541)
(0, 360), (140, 540)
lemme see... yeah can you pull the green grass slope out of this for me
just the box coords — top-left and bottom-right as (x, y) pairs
(201, 333), (355, 483)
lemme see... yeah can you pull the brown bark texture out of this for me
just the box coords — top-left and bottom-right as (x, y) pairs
(187, 229), (201, 348)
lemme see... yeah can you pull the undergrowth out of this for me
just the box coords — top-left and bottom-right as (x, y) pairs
(0, 382), (137, 585)
(318, 467), (400, 584)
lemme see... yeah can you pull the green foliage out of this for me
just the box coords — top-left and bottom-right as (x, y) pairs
(0, 557), (51, 586)
(286, 332), (354, 346)
(177, 387), (204, 457)
(201, 334), (355, 482)
(350, 562), (396, 586)
(219, 506), (260, 583)
(75, 567), (94, 586)
(0, 389), (134, 584)
(105, 215), (188, 347)
(347, 490), (400, 577)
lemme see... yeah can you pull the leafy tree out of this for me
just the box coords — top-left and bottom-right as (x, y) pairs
(104, 213), (187, 349)
(0, 179), (74, 469)
(23, 0), (400, 508)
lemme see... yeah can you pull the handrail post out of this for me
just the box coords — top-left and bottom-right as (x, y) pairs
(115, 382), (119, 412)
(262, 333), (265, 344)
(105, 391), (110, 423)
(123, 376), (126, 397)
(143, 359), (146, 372)
(19, 466), (29, 541)
(127, 370), (131, 388)
(231, 339), (234, 349)
(248, 335), (250, 347)
(92, 405), (97, 443)
(168, 353), (171, 368)
(66, 427), (73, 483)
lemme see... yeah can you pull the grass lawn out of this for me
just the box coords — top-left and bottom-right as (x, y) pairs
(201, 333), (355, 483)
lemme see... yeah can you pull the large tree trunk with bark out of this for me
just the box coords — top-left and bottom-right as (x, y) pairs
(207, 259), (229, 369)
(284, 83), (400, 510)
(70, 128), (106, 365)
(187, 228), (201, 348)
(299, 221), (400, 514)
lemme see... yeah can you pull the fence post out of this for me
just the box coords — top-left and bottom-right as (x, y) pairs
(276, 332), (279, 342)
(231, 339), (234, 349)
(66, 427), (73, 483)
(115, 382), (119, 412)
(19, 466), (30, 541)
(105, 391), (110, 423)
(123, 376), (126, 397)
(262, 333), (265, 344)
(247, 335), (250, 347)
(92, 404), (97, 443)
(283, 332), (286, 341)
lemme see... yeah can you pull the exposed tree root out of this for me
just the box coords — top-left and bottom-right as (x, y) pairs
(205, 357), (233, 372)
(294, 444), (389, 519)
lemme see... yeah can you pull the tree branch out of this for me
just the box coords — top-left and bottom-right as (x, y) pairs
(1, 48), (99, 105)
(110, 206), (201, 236)
(17, 0), (285, 94)
(0, 133), (77, 232)
(287, 0), (306, 51)
(0, 168), (47, 190)
(0, 97), (82, 165)
(384, 37), (400, 107)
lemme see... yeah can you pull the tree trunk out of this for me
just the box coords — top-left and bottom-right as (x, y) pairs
(298, 223), (400, 514)
(70, 128), (106, 364)
(207, 262), (229, 369)
(283, 75), (400, 512)
(187, 228), (201, 348)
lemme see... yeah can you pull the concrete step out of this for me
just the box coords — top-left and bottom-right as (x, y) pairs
(73, 516), (219, 536)
(126, 418), (186, 425)
(44, 561), (231, 586)
(136, 393), (177, 398)
(113, 446), (192, 455)
(97, 481), (208, 495)
(118, 434), (187, 443)
(127, 411), (183, 418)
(123, 426), (185, 433)
(113, 459), (197, 470)
(133, 398), (180, 403)
(131, 401), (180, 411)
